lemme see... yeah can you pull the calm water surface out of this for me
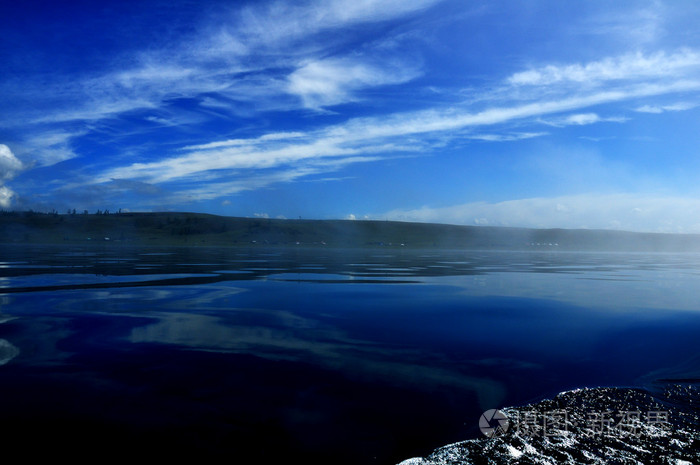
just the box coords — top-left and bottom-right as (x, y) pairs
(1, 245), (699, 463)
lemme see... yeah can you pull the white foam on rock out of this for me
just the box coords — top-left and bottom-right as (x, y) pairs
(397, 459), (428, 465)
(506, 445), (523, 458)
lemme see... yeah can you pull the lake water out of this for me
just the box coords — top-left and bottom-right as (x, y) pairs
(1, 245), (699, 463)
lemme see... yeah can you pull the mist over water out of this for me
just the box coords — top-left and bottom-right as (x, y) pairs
(1, 244), (699, 463)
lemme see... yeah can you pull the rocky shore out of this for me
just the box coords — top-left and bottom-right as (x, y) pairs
(399, 384), (699, 465)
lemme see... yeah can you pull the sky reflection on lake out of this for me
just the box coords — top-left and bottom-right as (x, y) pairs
(0, 245), (699, 464)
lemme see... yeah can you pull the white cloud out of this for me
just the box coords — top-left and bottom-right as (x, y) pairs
(378, 194), (700, 233)
(562, 113), (603, 125)
(0, 145), (23, 181)
(465, 132), (548, 142)
(231, 0), (440, 47)
(583, 3), (665, 47)
(634, 101), (698, 113)
(507, 50), (700, 87)
(182, 132), (307, 151)
(133, 161), (356, 205)
(19, 130), (82, 166)
(287, 56), (420, 108)
(0, 0), (446, 211)
(328, 79), (700, 145)
(0, 145), (23, 208)
(6, 0), (438, 127)
(99, 112), (424, 184)
(0, 186), (16, 208)
(540, 112), (629, 127)
(338, 79), (700, 141)
(29, 97), (158, 125)
(7, 0), (700, 211)
(95, 73), (700, 195)
(635, 105), (664, 114)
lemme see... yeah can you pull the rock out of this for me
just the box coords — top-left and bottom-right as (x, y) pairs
(399, 384), (700, 465)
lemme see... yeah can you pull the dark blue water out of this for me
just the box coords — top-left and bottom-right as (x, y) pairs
(1, 245), (699, 463)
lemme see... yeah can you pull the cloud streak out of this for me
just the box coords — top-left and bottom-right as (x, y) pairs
(507, 49), (700, 87)
(0, 0), (440, 195)
(4, 0), (700, 224)
(287, 56), (421, 108)
(634, 101), (698, 113)
(4, 0), (439, 127)
(539, 112), (629, 127)
(97, 54), (700, 197)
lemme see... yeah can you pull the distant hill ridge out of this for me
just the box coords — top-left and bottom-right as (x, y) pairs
(1, 211), (700, 251)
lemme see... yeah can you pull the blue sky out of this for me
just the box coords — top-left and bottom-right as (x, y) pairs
(2, 0), (700, 232)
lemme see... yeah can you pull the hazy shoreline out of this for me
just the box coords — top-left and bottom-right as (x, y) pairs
(3, 211), (700, 252)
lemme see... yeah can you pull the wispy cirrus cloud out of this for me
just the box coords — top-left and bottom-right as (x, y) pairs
(287, 56), (421, 108)
(225, 0), (439, 47)
(144, 155), (387, 205)
(100, 126), (413, 184)
(539, 112), (629, 127)
(634, 101), (698, 113)
(463, 132), (549, 142)
(4, 0), (439, 127)
(5, 0), (700, 220)
(326, 77), (700, 141)
(0, 0), (439, 190)
(97, 53), (700, 197)
(582, 3), (665, 47)
(507, 49), (700, 87)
